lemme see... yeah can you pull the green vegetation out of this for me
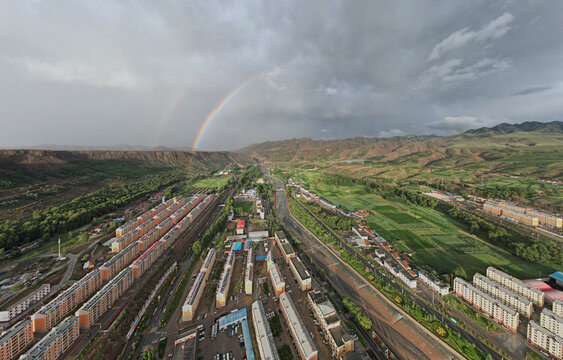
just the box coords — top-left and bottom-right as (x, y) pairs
(286, 193), (492, 360)
(235, 200), (253, 215)
(443, 295), (500, 332)
(11, 281), (24, 293)
(269, 315), (283, 336)
(0, 173), (181, 251)
(301, 202), (355, 231)
(158, 338), (167, 359)
(160, 257), (198, 328)
(342, 297), (372, 329)
(192, 241), (202, 255)
(142, 347), (155, 360)
(278, 345), (293, 360)
(192, 175), (232, 190)
(289, 169), (560, 279)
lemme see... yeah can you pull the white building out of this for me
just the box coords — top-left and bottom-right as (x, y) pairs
(251, 301), (280, 360)
(527, 320), (563, 359)
(0, 284), (50, 322)
(418, 271), (450, 296)
(486, 267), (544, 307)
(541, 308), (563, 338)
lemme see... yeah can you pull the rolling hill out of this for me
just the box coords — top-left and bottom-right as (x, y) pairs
(241, 121), (563, 181)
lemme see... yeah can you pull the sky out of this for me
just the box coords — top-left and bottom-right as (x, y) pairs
(1, 1), (562, 151)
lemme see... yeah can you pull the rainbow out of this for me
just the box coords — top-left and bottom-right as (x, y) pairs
(192, 76), (258, 151)
(154, 75), (258, 151)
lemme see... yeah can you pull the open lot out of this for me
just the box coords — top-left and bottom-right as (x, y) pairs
(192, 175), (232, 190)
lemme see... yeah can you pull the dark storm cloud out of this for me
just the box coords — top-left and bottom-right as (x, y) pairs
(0, 1), (562, 150)
(511, 85), (553, 96)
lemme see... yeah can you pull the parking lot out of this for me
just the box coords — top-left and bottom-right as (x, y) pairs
(174, 237), (337, 359)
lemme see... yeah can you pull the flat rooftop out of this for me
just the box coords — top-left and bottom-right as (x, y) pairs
(290, 256), (310, 280)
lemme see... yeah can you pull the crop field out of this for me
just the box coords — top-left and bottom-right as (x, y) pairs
(192, 175), (232, 189)
(289, 169), (560, 278)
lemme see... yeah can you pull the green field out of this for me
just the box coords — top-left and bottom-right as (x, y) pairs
(192, 175), (232, 189)
(290, 169), (560, 278)
(235, 201), (253, 215)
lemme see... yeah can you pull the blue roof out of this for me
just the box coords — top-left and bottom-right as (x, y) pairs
(549, 271), (563, 282)
(233, 242), (243, 251)
(218, 308), (247, 329)
(217, 308), (254, 360)
(241, 317), (255, 360)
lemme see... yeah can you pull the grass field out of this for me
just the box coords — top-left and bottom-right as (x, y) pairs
(235, 201), (253, 215)
(289, 169), (560, 278)
(192, 175), (232, 189)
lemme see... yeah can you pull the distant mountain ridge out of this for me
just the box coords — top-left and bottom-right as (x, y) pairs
(3, 144), (195, 152)
(463, 121), (563, 137)
(0, 149), (248, 174)
(240, 121), (562, 180)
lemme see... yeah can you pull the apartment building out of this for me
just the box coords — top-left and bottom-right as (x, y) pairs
(32, 269), (102, 332)
(101, 241), (139, 280)
(182, 272), (207, 322)
(279, 292), (318, 360)
(251, 301), (280, 360)
(527, 320), (563, 359)
(268, 262), (285, 296)
(418, 271), (449, 296)
(473, 273), (533, 318)
(76, 267), (134, 329)
(0, 284), (51, 322)
(554, 299), (563, 318)
(130, 241), (164, 277)
(138, 228), (159, 251)
(289, 257), (311, 291)
(275, 231), (296, 264)
(20, 316), (79, 360)
(486, 267), (544, 307)
(0, 320), (33, 360)
(483, 202), (503, 216)
(308, 291), (354, 358)
(216, 250), (235, 308)
(454, 277), (519, 331)
(111, 229), (139, 252)
(201, 248), (217, 280)
(502, 208), (539, 226)
(541, 308), (563, 338)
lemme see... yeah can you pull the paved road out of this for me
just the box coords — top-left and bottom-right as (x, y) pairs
(270, 175), (463, 360)
(286, 182), (509, 360)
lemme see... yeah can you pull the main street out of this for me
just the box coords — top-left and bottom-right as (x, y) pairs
(270, 175), (463, 360)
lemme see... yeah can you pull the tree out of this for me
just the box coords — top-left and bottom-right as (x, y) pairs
(0, 248), (4, 257)
(11, 281), (24, 293)
(81, 232), (89, 242)
(454, 267), (467, 279)
(142, 347), (155, 360)
(192, 241), (202, 255)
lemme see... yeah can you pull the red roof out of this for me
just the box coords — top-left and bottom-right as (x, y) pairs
(522, 279), (553, 292)
(544, 289), (563, 303)
(236, 220), (245, 229)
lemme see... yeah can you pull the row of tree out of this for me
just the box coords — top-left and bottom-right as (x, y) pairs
(0, 173), (181, 251)
(448, 206), (561, 265)
(302, 203), (356, 231)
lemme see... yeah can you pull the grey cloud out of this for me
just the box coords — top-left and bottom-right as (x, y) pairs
(429, 12), (514, 61)
(0, 1), (562, 150)
(511, 85), (553, 96)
